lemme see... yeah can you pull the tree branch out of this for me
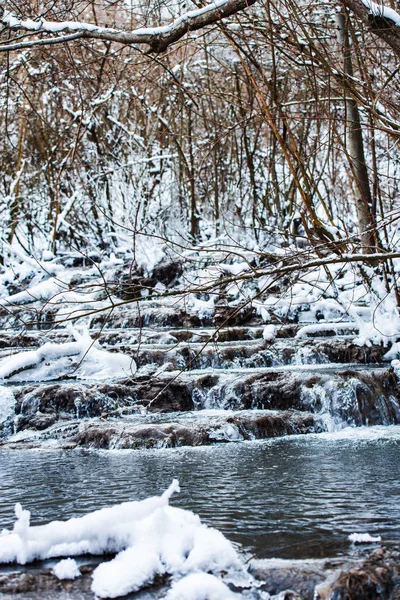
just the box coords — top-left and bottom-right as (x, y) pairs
(341, 0), (400, 58)
(0, 32), (84, 52)
(0, 0), (257, 53)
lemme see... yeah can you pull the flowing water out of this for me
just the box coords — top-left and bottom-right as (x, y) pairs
(1, 426), (399, 561)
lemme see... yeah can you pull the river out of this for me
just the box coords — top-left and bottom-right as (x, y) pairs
(1, 426), (399, 562)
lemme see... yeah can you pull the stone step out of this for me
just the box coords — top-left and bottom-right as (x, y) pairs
(2, 365), (398, 445)
(1, 408), (321, 450)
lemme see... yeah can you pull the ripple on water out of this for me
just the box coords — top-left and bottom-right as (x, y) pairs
(0, 426), (400, 559)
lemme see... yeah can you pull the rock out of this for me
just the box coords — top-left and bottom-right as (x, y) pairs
(2, 548), (399, 599)
(13, 383), (137, 431)
(0, 564), (95, 598)
(110, 259), (183, 301)
(251, 547), (400, 600)
(0, 562), (169, 599)
(7, 365), (400, 437)
(151, 259), (183, 286)
(2, 410), (319, 450)
(315, 547), (400, 600)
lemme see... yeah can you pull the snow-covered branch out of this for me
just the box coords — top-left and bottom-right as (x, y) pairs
(361, 0), (400, 26)
(0, 0), (257, 53)
(342, 0), (400, 58)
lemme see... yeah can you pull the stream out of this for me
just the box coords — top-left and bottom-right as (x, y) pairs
(1, 426), (399, 561)
(1, 303), (400, 598)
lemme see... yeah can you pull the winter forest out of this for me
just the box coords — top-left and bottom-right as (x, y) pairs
(1, 0), (400, 598)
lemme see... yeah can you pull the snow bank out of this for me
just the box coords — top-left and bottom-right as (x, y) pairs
(352, 278), (400, 346)
(0, 277), (68, 306)
(0, 329), (136, 382)
(0, 480), (246, 599)
(262, 324), (276, 342)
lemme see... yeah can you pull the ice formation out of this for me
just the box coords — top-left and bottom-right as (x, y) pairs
(0, 386), (15, 424)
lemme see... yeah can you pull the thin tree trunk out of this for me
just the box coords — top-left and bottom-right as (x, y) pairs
(336, 11), (376, 253)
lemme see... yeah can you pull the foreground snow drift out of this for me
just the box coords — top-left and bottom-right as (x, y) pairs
(0, 329), (136, 382)
(0, 480), (246, 599)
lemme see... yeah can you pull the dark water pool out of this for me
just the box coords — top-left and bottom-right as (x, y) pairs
(1, 426), (399, 560)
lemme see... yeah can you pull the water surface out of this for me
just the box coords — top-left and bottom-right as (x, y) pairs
(1, 426), (399, 560)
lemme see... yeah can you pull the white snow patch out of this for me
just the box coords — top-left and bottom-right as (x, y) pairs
(383, 342), (400, 361)
(353, 280), (400, 346)
(0, 278), (68, 306)
(296, 322), (356, 338)
(262, 325), (276, 342)
(0, 329), (136, 382)
(0, 480), (248, 599)
(362, 0), (400, 25)
(166, 573), (239, 599)
(348, 533), (382, 543)
(52, 558), (81, 580)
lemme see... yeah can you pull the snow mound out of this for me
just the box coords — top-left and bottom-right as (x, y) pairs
(0, 329), (136, 382)
(0, 480), (247, 599)
(52, 558), (81, 580)
(262, 325), (276, 342)
(165, 573), (239, 599)
(0, 277), (67, 306)
(348, 533), (382, 544)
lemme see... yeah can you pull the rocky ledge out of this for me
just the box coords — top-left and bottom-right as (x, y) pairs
(1, 409), (320, 450)
(1, 547), (399, 599)
(2, 365), (399, 449)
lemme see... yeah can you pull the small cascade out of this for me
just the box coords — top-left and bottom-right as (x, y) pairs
(300, 376), (400, 432)
(0, 303), (399, 449)
(0, 386), (16, 440)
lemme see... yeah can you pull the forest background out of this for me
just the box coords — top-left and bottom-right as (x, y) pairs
(1, 0), (400, 332)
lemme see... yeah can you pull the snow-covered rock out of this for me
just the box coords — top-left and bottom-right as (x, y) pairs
(0, 480), (249, 599)
(0, 329), (136, 382)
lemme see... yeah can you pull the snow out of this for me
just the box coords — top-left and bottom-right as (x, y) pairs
(262, 325), (276, 342)
(348, 533), (382, 543)
(0, 277), (68, 306)
(2, 0), (235, 39)
(362, 0), (400, 25)
(165, 573), (239, 599)
(0, 329), (136, 382)
(353, 282), (400, 347)
(296, 322), (355, 338)
(52, 558), (81, 580)
(42, 250), (55, 261)
(0, 480), (247, 599)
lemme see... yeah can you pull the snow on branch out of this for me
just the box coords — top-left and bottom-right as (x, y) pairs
(362, 0), (400, 26)
(0, 0), (256, 53)
(342, 0), (400, 58)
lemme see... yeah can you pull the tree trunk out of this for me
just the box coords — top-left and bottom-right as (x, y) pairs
(336, 11), (376, 254)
